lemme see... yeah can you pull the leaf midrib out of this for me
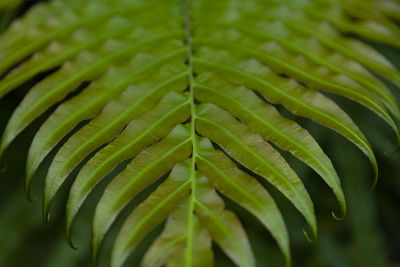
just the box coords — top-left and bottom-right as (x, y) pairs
(182, 0), (198, 265)
(194, 200), (251, 267)
(196, 154), (287, 254)
(115, 179), (191, 263)
(92, 138), (192, 249)
(80, 100), (191, 194)
(65, 100), (191, 238)
(36, 51), (187, 193)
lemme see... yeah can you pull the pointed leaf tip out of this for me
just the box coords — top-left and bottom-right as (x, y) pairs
(332, 193), (347, 221)
(65, 222), (79, 250)
(332, 210), (346, 221)
(26, 193), (37, 203)
(302, 228), (317, 244)
(24, 176), (36, 202)
(369, 166), (379, 192)
(43, 198), (51, 223)
(66, 236), (79, 250)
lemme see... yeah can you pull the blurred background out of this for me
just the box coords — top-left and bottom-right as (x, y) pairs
(0, 1), (399, 266)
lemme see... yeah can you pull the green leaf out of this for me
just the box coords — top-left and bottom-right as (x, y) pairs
(196, 138), (290, 266)
(163, 200), (213, 267)
(142, 197), (214, 267)
(90, 124), (191, 260)
(197, 103), (316, 240)
(194, 57), (380, 187)
(274, 18), (400, 86)
(140, 201), (188, 267)
(195, 174), (255, 267)
(111, 161), (192, 267)
(42, 58), (187, 217)
(66, 92), (190, 243)
(195, 75), (345, 217)
(0, 0), (399, 266)
(206, 21), (400, 118)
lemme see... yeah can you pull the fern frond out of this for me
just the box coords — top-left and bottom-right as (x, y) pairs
(66, 92), (190, 242)
(0, 0), (399, 266)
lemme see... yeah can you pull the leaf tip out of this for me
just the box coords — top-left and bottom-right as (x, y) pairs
(332, 195), (346, 221)
(26, 194), (37, 203)
(368, 166), (379, 192)
(25, 175), (36, 202)
(66, 219), (79, 250)
(331, 210), (345, 221)
(302, 228), (317, 244)
(43, 198), (51, 223)
(66, 235), (79, 250)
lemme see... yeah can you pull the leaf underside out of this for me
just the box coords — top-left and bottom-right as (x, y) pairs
(0, 0), (399, 266)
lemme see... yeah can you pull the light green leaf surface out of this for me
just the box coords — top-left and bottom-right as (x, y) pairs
(91, 124), (191, 261)
(196, 103), (316, 240)
(140, 197), (214, 267)
(42, 58), (187, 217)
(196, 138), (290, 266)
(111, 161), (192, 267)
(66, 92), (190, 242)
(194, 75), (345, 217)
(164, 200), (213, 267)
(195, 174), (255, 267)
(0, 0), (399, 266)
